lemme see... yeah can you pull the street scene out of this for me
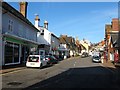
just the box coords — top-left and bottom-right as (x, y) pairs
(0, 1), (120, 89)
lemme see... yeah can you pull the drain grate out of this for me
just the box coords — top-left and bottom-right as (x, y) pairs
(7, 81), (22, 86)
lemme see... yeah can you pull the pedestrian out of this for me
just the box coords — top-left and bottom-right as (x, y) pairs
(114, 50), (119, 63)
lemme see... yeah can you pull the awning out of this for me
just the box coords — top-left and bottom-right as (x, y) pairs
(3, 33), (40, 46)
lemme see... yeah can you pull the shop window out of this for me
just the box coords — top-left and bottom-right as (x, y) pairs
(14, 43), (19, 63)
(5, 42), (13, 64)
(5, 42), (19, 65)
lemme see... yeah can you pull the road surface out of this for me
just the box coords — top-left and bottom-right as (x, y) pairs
(2, 56), (120, 89)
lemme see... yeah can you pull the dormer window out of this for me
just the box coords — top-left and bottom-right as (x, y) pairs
(41, 29), (44, 35)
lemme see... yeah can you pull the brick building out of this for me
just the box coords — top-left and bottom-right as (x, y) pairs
(105, 18), (119, 63)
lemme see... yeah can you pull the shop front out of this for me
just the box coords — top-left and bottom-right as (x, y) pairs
(58, 48), (70, 60)
(3, 34), (39, 66)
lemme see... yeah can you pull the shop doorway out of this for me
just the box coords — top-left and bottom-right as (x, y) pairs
(21, 45), (29, 64)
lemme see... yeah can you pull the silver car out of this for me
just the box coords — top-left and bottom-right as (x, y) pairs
(92, 56), (101, 63)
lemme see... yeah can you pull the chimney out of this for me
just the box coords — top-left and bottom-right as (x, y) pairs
(112, 18), (119, 31)
(44, 20), (48, 30)
(105, 24), (112, 33)
(35, 15), (40, 29)
(19, 2), (28, 18)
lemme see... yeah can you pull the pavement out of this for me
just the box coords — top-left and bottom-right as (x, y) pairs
(102, 60), (115, 68)
(0, 64), (26, 75)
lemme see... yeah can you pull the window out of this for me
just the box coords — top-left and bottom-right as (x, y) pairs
(5, 42), (13, 64)
(8, 20), (13, 31)
(41, 33), (44, 35)
(5, 42), (20, 64)
(41, 30), (44, 35)
(14, 43), (19, 63)
(28, 56), (39, 62)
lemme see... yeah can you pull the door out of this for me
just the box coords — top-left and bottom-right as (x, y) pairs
(40, 56), (47, 66)
(21, 45), (30, 64)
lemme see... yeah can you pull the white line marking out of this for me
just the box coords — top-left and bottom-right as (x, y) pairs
(74, 64), (76, 67)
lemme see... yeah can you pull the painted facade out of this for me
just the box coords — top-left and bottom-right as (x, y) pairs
(51, 33), (60, 56)
(1, 2), (39, 66)
(34, 15), (51, 54)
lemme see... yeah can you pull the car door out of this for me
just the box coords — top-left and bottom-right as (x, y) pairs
(40, 55), (47, 66)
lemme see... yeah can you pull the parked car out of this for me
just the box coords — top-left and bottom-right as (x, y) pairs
(53, 55), (59, 60)
(81, 52), (88, 58)
(26, 55), (47, 68)
(93, 51), (101, 57)
(92, 55), (101, 63)
(45, 55), (58, 64)
(89, 51), (93, 56)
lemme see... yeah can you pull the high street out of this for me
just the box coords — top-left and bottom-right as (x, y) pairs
(2, 56), (120, 89)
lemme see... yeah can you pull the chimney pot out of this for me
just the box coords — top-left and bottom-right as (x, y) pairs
(35, 15), (40, 21)
(19, 2), (28, 18)
(44, 20), (48, 30)
(112, 18), (119, 31)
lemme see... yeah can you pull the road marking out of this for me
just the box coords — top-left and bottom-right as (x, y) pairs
(74, 64), (76, 67)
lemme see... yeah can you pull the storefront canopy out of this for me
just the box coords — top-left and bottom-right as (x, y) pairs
(3, 33), (40, 47)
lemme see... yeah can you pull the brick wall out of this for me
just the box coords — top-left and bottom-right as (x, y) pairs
(112, 18), (119, 31)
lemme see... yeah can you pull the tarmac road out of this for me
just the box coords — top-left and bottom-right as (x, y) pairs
(2, 56), (120, 89)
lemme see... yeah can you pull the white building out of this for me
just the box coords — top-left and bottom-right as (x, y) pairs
(34, 15), (51, 55)
(59, 35), (70, 59)
(35, 15), (60, 55)
(80, 39), (91, 53)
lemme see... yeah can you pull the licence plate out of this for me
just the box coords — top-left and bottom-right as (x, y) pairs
(31, 63), (35, 65)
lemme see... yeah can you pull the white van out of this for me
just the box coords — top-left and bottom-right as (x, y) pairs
(26, 55), (47, 68)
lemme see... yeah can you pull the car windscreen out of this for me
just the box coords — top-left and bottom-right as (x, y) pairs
(93, 56), (100, 59)
(29, 56), (39, 62)
(45, 56), (49, 58)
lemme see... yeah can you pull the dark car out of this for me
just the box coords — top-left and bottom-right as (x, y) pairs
(81, 52), (88, 58)
(45, 55), (58, 64)
(53, 55), (60, 60)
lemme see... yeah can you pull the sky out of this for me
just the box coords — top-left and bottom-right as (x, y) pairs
(6, 2), (118, 43)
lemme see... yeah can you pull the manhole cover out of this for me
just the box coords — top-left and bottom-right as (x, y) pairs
(7, 81), (22, 86)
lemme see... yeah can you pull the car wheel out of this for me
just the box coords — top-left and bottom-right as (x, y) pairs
(40, 63), (43, 69)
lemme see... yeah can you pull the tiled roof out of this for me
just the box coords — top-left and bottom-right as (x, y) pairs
(59, 37), (66, 44)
